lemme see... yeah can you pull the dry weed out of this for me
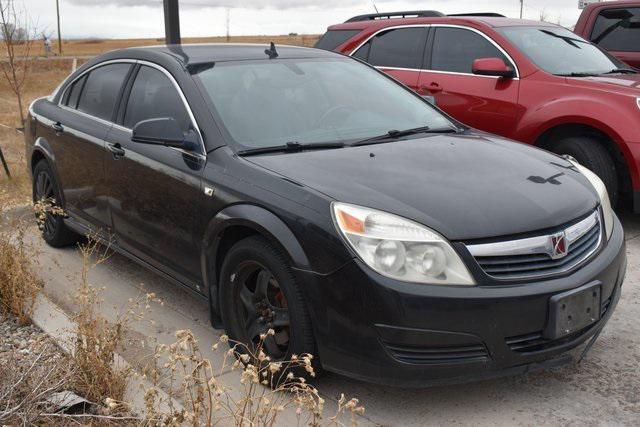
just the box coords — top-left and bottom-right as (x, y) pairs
(0, 204), (43, 324)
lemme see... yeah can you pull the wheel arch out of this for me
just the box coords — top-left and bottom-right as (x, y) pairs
(201, 203), (311, 326)
(533, 121), (637, 199)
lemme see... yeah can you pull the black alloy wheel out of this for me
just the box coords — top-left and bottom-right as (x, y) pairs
(32, 160), (80, 247)
(219, 236), (318, 376)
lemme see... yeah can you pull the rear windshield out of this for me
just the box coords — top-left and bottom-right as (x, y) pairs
(193, 57), (453, 150)
(314, 30), (361, 50)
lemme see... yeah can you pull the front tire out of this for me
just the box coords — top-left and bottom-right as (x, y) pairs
(219, 236), (318, 376)
(32, 160), (81, 247)
(553, 136), (618, 206)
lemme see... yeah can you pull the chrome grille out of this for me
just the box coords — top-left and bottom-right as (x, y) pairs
(467, 211), (602, 281)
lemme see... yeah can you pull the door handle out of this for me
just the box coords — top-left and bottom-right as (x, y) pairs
(51, 122), (64, 133)
(426, 82), (443, 93)
(107, 143), (126, 159)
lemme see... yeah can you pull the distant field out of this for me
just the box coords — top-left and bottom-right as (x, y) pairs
(4, 34), (321, 58)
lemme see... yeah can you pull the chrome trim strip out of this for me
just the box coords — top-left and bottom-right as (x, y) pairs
(56, 58), (206, 157)
(467, 211), (600, 258)
(349, 23), (520, 79)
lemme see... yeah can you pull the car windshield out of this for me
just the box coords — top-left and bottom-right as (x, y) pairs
(193, 57), (454, 150)
(499, 26), (628, 76)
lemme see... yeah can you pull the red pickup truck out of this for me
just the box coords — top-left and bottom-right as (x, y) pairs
(575, 1), (640, 69)
(319, 11), (640, 212)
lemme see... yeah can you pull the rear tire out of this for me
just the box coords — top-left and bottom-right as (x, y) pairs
(218, 236), (320, 381)
(32, 160), (81, 248)
(553, 136), (618, 206)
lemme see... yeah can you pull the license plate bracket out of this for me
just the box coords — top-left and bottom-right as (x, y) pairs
(544, 283), (601, 340)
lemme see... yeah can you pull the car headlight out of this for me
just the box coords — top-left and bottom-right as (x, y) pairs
(567, 158), (614, 240)
(332, 203), (475, 285)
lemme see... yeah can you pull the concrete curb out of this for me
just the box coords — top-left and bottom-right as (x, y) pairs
(30, 293), (183, 417)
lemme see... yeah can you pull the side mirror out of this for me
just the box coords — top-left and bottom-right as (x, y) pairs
(131, 117), (187, 148)
(472, 57), (516, 79)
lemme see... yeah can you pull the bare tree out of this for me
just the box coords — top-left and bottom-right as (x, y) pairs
(0, 0), (36, 127)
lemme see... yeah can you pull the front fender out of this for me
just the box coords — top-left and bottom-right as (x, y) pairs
(200, 203), (312, 327)
(518, 99), (640, 189)
(201, 203), (310, 282)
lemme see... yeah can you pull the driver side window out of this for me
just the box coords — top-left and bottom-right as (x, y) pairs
(124, 66), (192, 132)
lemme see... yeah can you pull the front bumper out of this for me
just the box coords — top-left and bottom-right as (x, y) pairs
(296, 215), (626, 387)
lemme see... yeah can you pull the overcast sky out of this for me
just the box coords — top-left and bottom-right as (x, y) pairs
(23, 0), (590, 39)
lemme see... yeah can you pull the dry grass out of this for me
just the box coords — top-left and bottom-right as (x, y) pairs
(4, 34), (320, 58)
(0, 208), (43, 324)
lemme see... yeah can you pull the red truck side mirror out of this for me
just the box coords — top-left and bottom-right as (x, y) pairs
(472, 57), (516, 78)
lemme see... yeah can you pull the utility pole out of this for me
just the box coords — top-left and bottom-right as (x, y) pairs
(520, 0), (524, 19)
(56, 0), (62, 54)
(163, 0), (181, 45)
(226, 8), (230, 42)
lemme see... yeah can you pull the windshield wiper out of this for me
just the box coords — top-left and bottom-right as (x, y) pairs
(555, 72), (598, 77)
(603, 68), (638, 74)
(351, 126), (459, 147)
(237, 141), (345, 156)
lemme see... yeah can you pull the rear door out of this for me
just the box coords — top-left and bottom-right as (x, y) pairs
(350, 26), (428, 91)
(104, 64), (206, 287)
(418, 26), (520, 138)
(50, 62), (133, 230)
(589, 7), (640, 69)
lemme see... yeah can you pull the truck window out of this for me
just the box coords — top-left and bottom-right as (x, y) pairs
(591, 8), (640, 52)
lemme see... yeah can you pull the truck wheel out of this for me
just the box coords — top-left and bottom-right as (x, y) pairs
(554, 136), (618, 206)
(32, 160), (81, 247)
(219, 236), (320, 381)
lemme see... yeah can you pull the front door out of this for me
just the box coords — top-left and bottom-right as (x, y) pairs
(418, 26), (521, 139)
(104, 64), (206, 287)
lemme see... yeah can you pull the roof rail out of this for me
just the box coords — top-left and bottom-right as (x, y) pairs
(448, 13), (506, 17)
(345, 10), (445, 23)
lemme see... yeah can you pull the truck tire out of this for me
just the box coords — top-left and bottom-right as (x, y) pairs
(554, 136), (618, 207)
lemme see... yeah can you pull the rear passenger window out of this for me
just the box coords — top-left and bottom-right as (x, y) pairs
(123, 66), (192, 132)
(431, 27), (511, 74)
(355, 27), (426, 69)
(65, 75), (86, 109)
(591, 8), (640, 52)
(77, 63), (131, 121)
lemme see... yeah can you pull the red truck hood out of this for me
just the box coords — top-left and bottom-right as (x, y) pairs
(566, 74), (640, 94)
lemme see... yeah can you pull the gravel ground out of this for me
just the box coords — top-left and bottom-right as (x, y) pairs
(0, 314), (56, 360)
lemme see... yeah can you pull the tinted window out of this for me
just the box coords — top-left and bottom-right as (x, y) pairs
(431, 27), (510, 73)
(364, 28), (426, 69)
(315, 30), (361, 50)
(65, 75), (86, 109)
(77, 64), (131, 121)
(591, 8), (640, 52)
(194, 58), (453, 149)
(500, 27), (626, 76)
(124, 66), (192, 132)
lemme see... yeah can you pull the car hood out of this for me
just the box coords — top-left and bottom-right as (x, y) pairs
(246, 133), (599, 240)
(567, 74), (640, 94)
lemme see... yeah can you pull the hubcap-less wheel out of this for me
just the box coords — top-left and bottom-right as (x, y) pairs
(233, 261), (291, 359)
(34, 170), (58, 240)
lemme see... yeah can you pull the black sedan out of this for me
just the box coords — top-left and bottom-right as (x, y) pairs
(25, 43), (626, 386)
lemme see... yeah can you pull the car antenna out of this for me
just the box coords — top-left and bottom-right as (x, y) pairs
(265, 42), (279, 59)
